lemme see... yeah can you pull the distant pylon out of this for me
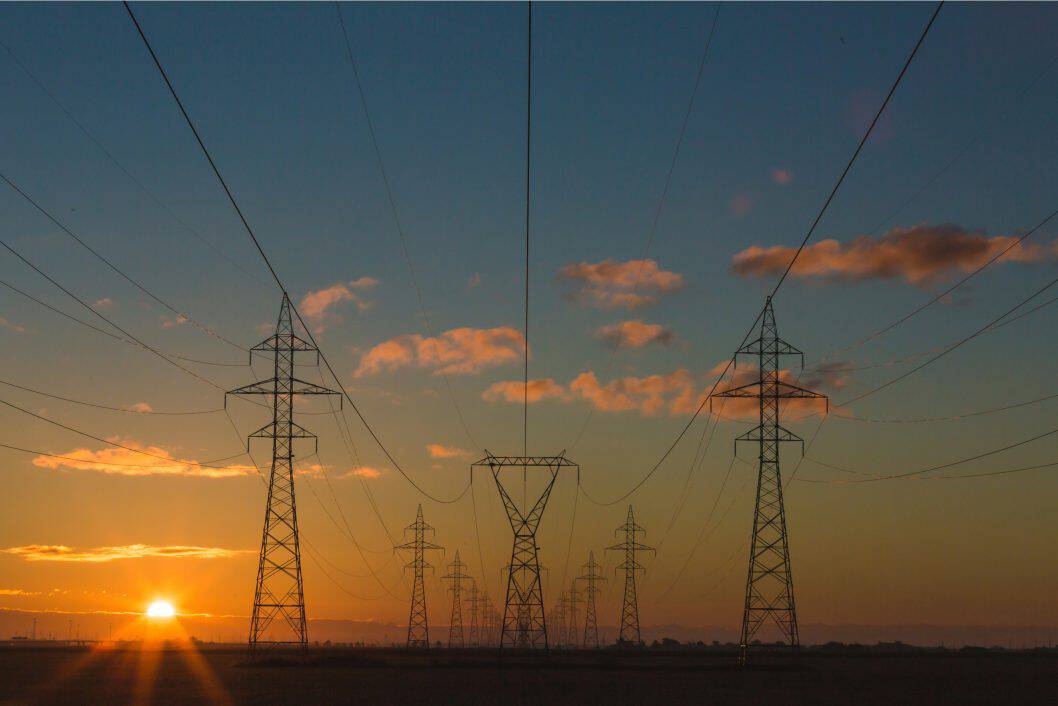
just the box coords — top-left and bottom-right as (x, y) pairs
(473, 452), (577, 649)
(228, 294), (341, 653)
(394, 505), (443, 648)
(607, 506), (654, 647)
(564, 580), (581, 649)
(442, 551), (471, 648)
(578, 551), (605, 649)
(466, 581), (481, 647)
(714, 296), (827, 664)
(551, 591), (567, 648)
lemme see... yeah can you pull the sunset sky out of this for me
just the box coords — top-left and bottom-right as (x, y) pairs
(3, 2), (1058, 643)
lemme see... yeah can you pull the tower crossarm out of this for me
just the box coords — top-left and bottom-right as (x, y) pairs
(735, 336), (804, 359)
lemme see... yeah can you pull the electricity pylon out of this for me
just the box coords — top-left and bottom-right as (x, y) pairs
(607, 506), (654, 647)
(466, 580), (481, 647)
(395, 505), (443, 648)
(228, 294), (341, 652)
(564, 580), (581, 649)
(578, 551), (605, 648)
(551, 591), (567, 648)
(714, 296), (827, 664)
(442, 551), (471, 648)
(473, 452), (577, 649)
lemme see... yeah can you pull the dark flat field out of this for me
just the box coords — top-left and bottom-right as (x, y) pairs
(1, 646), (1056, 705)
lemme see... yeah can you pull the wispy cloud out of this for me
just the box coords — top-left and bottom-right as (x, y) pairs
(596, 320), (674, 349)
(770, 168), (793, 185)
(32, 440), (256, 479)
(426, 444), (471, 459)
(0, 316), (26, 334)
(300, 278), (379, 332)
(297, 463), (385, 480)
(355, 326), (526, 377)
(731, 224), (1054, 286)
(558, 259), (683, 309)
(0, 588), (39, 596)
(481, 378), (569, 404)
(2, 544), (250, 563)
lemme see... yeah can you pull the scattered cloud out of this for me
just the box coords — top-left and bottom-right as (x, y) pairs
(569, 370), (700, 416)
(558, 259), (684, 309)
(300, 278), (379, 332)
(426, 444), (471, 459)
(467, 273), (482, 289)
(730, 224), (1054, 286)
(93, 297), (114, 310)
(729, 194), (753, 217)
(32, 440), (256, 479)
(770, 168), (793, 185)
(355, 326), (525, 377)
(0, 316), (25, 334)
(0, 588), (38, 596)
(596, 320), (675, 349)
(160, 314), (188, 329)
(1, 544), (250, 563)
(127, 402), (153, 413)
(482, 378), (569, 404)
(296, 463), (385, 480)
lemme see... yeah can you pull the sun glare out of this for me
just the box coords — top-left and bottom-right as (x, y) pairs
(146, 600), (175, 618)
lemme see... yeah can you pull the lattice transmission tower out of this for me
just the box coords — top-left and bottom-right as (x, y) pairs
(466, 580), (481, 647)
(395, 505), (443, 648)
(442, 550), (471, 648)
(228, 294), (341, 653)
(473, 452), (577, 649)
(578, 551), (605, 649)
(714, 296), (827, 664)
(564, 580), (581, 649)
(607, 506), (654, 647)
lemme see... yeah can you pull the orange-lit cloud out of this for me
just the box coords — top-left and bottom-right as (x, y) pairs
(730, 194), (753, 216)
(127, 402), (153, 413)
(296, 463), (385, 480)
(482, 378), (569, 404)
(0, 588), (39, 595)
(1, 544), (249, 563)
(355, 326), (526, 377)
(558, 259), (683, 309)
(426, 444), (471, 459)
(0, 316), (26, 333)
(569, 369), (700, 416)
(160, 314), (188, 329)
(771, 168), (793, 185)
(730, 224), (1053, 286)
(596, 320), (675, 349)
(31, 441), (256, 479)
(300, 278), (379, 331)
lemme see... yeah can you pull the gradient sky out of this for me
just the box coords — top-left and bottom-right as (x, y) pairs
(3, 1), (1058, 642)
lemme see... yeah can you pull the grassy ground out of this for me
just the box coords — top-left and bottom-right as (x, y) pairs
(1, 645), (1056, 705)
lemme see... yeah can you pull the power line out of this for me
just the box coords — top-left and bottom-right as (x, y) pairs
(332, 2), (479, 450)
(0, 170), (246, 352)
(578, 2), (942, 507)
(0, 37), (270, 290)
(768, 1), (944, 295)
(0, 277), (245, 367)
(124, 1), (469, 505)
(569, 1), (722, 451)
(0, 377), (222, 415)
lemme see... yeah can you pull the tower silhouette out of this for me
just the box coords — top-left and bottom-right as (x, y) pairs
(228, 294), (340, 652)
(578, 551), (605, 649)
(442, 551), (471, 648)
(715, 296), (826, 663)
(395, 505), (443, 648)
(607, 506), (654, 647)
(466, 580), (481, 647)
(564, 580), (581, 649)
(473, 452), (577, 649)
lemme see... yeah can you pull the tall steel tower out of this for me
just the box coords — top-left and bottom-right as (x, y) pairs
(564, 580), (581, 649)
(473, 452), (578, 649)
(466, 580), (481, 647)
(715, 296), (826, 664)
(395, 505), (443, 648)
(578, 551), (605, 649)
(442, 551), (471, 648)
(228, 294), (340, 652)
(607, 506), (654, 647)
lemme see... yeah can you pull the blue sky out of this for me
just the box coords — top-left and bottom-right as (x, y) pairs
(2, 2), (1058, 637)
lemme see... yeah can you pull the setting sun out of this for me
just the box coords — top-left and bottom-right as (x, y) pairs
(146, 600), (176, 619)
